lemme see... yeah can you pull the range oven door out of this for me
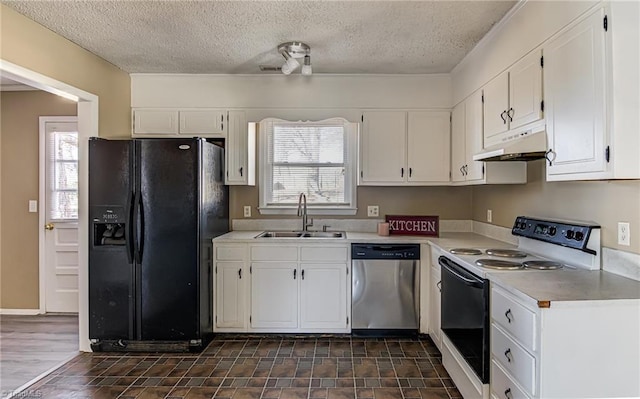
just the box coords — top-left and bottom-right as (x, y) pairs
(439, 256), (490, 384)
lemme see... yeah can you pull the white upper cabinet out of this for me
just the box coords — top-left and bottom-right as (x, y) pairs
(360, 111), (407, 184)
(179, 110), (225, 135)
(133, 109), (179, 135)
(451, 90), (526, 185)
(225, 111), (255, 186)
(133, 108), (226, 137)
(544, 7), (607, 179)
(483, 50), (544, 147)
(360, 110), (450, 185)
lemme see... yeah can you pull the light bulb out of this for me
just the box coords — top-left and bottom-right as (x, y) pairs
(281, 52), (300, 75)
(301, 55), (312, 75)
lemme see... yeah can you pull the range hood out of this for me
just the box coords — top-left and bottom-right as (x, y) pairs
(473, 122), (547, 162)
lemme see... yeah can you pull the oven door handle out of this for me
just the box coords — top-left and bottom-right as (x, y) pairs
(439, 257), (483, 288)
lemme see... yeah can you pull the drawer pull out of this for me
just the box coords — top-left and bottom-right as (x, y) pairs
(504, 348), (512, 363)
(505, 309), (513, 323)
(504, 388), (512, 399)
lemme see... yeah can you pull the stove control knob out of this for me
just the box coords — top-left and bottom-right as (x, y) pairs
(574, 231), (584, 241)
(565, 230), (574, 239)
(548, 227), (557, 236)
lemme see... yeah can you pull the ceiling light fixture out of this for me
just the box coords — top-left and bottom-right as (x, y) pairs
(278, 42), (312, 76)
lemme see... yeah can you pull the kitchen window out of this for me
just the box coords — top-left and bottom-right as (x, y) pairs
(258, 118), (358, 215)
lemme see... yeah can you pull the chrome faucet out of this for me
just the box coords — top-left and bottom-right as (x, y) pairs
(297, 193), (314, 231)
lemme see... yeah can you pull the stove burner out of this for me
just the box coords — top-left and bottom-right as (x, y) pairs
(450, 248), (483, 255)
(485, 248), (528, 258)
(522, 260), (563, 270)
(475, 258), (523, 270)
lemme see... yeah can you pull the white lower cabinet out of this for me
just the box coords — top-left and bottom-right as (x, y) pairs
(251, 262), (299, 329)
(490, 284), (640, 399)
(428, 246), (442, 351)
(213, 243), (350, 333)
(300, 264), (348, 330)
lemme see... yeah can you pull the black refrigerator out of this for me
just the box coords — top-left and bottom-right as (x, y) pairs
(88, 138), (228, 352)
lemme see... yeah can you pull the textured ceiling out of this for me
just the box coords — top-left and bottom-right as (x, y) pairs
(3, 1), (515, 74)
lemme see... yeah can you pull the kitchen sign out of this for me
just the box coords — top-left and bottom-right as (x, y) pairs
(385, 215), (439, 236)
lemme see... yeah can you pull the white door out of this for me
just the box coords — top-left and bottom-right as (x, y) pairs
(300, 263), (347, 330)
(215, 262), (246, 329)
(360, 111), (407, 184)
(407, 111), (451, 183)
(250, 263), (298, 329)
(43, 120), (79, 313)
(545, 7), (607, 177)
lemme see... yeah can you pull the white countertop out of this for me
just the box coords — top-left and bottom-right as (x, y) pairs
(214, 229), (640, 305)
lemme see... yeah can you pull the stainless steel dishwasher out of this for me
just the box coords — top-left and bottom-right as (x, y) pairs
(351, 244), (420, 335)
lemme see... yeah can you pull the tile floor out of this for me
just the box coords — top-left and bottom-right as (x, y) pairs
(22, 335), (461, 399)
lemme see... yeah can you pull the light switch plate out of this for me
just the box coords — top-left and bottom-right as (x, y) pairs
(29, 200), (38, 213)
(487, 209), (493, 223)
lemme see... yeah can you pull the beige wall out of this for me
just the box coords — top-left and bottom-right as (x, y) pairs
(473, 160), (640, 254)
(231, 185), (473, 221)
(1, 4), (130, 138)
(0, 91), (77, 309)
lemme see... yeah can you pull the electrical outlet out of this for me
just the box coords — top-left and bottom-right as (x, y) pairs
(487, 209), (493, 223)
(618, 222), (630, 246)
(367, 205), (379, 217)
(243, 206), (251, 218)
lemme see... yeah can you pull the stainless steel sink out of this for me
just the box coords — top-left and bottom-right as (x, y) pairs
(255, 231), (345, 239)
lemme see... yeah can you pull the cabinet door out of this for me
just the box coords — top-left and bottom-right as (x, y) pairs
(465, 90), (486, 181)
(407, 111), (451, 182)
(133, 109), (179, 135)
(509, 50), (543, 130)
(429, 265), (442, 350)
(300, 264), (348, 330)
(215, 262), (246, 329)
(483, 72), (510, 145)
(545, 8), (607, 177)
(226, 111), (255, 185)
(179, 110), (225, 135)
(250, 263), (298, 329)
(450, 102), (467, 183)
(360, 111), (407, 184)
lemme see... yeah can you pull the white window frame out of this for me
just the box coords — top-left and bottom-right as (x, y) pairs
(258, 117), (358, 215)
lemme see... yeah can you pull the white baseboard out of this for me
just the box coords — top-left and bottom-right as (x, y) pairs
(0, 308), (42, 315)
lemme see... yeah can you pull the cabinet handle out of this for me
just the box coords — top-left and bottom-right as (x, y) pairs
(293, 269), (297, 279)
(505, 309), (512, 323)
(460, 166), (464, 175)
(507, 107), (514, 122)
(401, 168), (404, 177)
(500, 110), (507, 124)
(504, 348), (512, 363)
(464, 165), (468, 175)
(409, 167), (412, 177)
(545, 149), (556, 166)
(301, 269), (305, 280)
(239, 166), (243, 177)
(504, 388), (512, 399)
(238, 268), (242, 279)
(436, 281), (441, 292)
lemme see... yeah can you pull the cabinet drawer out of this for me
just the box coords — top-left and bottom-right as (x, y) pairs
(491, 325), (535, 396)
(491, 287), (536, 350)
(301, 246), (348, 262)
(216, 245), (245, 261)
(491, 360), (531, 399)
(251, 246), (298, 261)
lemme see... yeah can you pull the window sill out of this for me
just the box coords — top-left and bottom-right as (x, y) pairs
(258, 207), (357, 216)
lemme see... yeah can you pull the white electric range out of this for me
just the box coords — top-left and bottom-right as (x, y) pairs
(436, 216), (601, 397)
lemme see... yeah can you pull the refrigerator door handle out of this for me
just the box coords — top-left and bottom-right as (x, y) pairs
(125, 191), (135, 264)
(133, 191), (142, 264)
(138, 193), (145, 263)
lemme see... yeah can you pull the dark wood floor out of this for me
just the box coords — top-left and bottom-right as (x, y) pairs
(0, 314), (79, 395)
(21, 335), (461, 398)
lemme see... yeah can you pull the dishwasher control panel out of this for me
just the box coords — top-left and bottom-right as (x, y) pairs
(351, 244), (420, 259)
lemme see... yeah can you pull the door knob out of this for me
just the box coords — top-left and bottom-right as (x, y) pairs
(45, 223), (55, 231)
